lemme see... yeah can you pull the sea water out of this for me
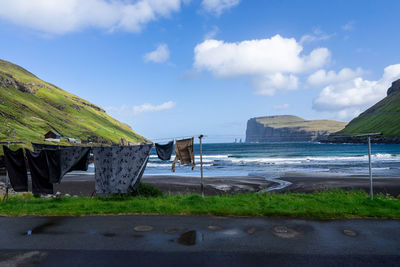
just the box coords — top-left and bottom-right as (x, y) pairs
(144, 142), (400, 178)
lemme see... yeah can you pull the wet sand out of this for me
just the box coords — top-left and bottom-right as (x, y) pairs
(275, 173), (400, 196)
(141, 175), (272, 195)
(1, 173), (400, 196)
(50, 175), (274, 196)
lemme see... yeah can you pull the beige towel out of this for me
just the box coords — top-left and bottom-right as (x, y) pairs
(171, 137), (195, 172)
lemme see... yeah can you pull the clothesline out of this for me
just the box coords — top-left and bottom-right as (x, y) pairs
(150, 135), (207, 142)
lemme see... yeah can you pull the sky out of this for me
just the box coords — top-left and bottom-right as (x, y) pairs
(0, 0), (399, 143)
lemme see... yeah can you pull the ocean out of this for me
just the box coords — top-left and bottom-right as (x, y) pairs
(144, 142), (400, 178)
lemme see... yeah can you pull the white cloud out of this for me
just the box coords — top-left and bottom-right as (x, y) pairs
(106, 101), (176, 118)
(342, 21), (355, 31)
(307, 67), (363, 87)
(144, 44), (170, 63)
(133, 101), (176, 114)
(0, 0), (184, 34)
(194, 34), (330, 95)
(201, 0), (240, 16)
(194, 35), (330, 76)
(313, 64), (400, 120)
(204, 25), (219, 40)
(273, 103), (290, 110)
(300, 28), (334, 44)
(254, 73), (298, 96)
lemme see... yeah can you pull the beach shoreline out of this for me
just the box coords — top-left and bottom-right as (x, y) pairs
(2, 173), (400, 197)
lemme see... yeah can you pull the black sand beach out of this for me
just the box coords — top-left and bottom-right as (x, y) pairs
(275, 173), (400, 196)
(2, 173), (399, 197)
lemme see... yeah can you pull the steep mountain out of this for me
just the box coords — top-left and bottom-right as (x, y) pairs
(246, 115), (347, 142)
(0, 59), (146, 149)
(323, 79), (400, 143)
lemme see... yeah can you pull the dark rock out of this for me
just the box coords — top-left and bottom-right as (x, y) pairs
(0, 72), (34, 94)
(387, 79), (400, 96)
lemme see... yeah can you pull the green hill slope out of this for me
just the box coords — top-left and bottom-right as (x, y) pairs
(341, 79), (400, 136)
(324, 79), (400, 143)
(0, 59), (146, 148)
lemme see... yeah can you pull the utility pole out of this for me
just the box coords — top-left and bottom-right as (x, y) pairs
(355, 133), (382, 200)
(199, 134), (204, 199)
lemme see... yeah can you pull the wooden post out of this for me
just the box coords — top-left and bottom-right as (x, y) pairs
(199, 135), (204, 199)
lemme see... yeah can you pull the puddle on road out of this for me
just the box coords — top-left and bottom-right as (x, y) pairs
(245, 226), (260, 234)
(221, 229), (240, 236)
(103, 232), (116, 237)
(208, 225), (223, 231)
(271, 226), (302, 239)
(23, 217), (65, 236)
(134, 225), (154, 232)
(177, 230), (203, 246)
(343, 229), (358, 237)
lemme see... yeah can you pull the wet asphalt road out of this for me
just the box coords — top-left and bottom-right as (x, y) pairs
(0, 215), (399, 266)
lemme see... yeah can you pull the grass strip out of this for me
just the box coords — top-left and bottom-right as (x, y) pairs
(0, 190), (399, 219)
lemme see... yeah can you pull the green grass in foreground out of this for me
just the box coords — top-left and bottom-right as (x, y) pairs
(0, 190), (399, 219)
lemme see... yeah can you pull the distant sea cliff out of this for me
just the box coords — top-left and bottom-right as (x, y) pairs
(245, 115), (346, 143)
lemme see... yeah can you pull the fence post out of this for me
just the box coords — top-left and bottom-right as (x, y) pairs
(199, 135), (204, 199)
(368, 136), (373, 200)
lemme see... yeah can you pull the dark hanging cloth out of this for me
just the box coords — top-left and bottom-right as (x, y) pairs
(43, 147), (90, 184)
(155, 140), (174, 161)
(42, 149), (62, 185)
(3, 146), (28, 192)
(93, 144), (153, 194)
(25, 149), (53, 195)
(172, 137), (195, 172)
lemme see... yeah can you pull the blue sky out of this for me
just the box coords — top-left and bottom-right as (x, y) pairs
(0, 0), (399, 143)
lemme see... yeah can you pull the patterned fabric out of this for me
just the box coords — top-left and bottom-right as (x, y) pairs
(44, 147), (90, 184)
(3, 146), (28, 192)
(155, 140), (174, 161)
(171, 138), (195, 172)
(93, 144), (153, 194)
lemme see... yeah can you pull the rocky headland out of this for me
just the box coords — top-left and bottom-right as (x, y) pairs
(245, 115), (346, 142)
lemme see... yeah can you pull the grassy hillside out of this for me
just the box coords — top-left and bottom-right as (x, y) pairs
(255, 115), (347, 133)
(0, 59), (146, 150)
(339, 80), (400, 137)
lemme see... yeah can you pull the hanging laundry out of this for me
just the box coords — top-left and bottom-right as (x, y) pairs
(155, 140), (174, 161)
(43, 147), (90, 184)
(171, 137), (195, 172)
(43, 149), (62, 184)
(3, 146), (28, 192)
(93, 144), (153, 194)
(25, 149), (53, 195)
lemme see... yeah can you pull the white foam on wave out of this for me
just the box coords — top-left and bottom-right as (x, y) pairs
(147, 162), (213, 168)
(221, 153), (400, 165)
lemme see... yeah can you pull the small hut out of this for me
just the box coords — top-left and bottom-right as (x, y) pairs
(44, 130), (61, 142)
